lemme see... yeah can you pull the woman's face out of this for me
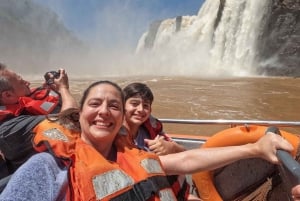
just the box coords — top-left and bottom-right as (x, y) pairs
(124, 96), (151, 127)
(79, 83), (124, 146)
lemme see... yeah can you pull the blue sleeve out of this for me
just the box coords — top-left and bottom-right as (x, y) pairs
(0, 152), (68, 201)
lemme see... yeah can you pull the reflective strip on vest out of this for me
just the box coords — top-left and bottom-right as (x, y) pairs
(43, 128), (69, 142)
(48, 90), (59, 98)
(0, 106), (7, 110)
(159, 189), (177, 201)
(40, 102), (56, 112)
(140, 158), (164, 174)
(93, 169), (134, 200)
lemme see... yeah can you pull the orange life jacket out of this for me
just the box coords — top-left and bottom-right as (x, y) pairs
(0, 87), (60, 121)
(33, 120), (176, 201)
(143, 116), (190, 201)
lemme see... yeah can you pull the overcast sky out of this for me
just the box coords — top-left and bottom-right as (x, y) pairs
(32, 0), (205, 49)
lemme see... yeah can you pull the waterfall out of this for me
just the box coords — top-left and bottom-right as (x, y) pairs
(136, 0), (272, 77)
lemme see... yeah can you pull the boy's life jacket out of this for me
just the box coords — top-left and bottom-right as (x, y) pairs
(141, 116), (190, 201)
(33, 120), (177, 201)
(142, 115), (170, 141)
(0, 87), (60, 122)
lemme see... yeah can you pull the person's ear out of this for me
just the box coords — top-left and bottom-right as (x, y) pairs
(1, 90), (16, 104)
(1, 90), (8, 99)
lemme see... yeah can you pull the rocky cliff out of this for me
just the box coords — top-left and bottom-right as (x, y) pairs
(0, 0), (86, 74)
(258, 0), (300, 76)
(136, 0), (300, 77)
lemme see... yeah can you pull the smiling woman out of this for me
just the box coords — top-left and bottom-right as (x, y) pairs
(79, 80), (125, 157)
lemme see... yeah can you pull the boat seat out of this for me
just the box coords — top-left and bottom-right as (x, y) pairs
(213, 158), (277, 200)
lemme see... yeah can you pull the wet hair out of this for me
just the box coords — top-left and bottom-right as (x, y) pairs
(79, 80), (125, 112)
(123, 82), (154, 104)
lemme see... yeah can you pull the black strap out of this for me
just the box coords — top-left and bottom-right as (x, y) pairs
(167, 175), (188, 201)
(35, 140), (72, 169)
(111, 175), (171, 201)
(175, 178), (189, 201)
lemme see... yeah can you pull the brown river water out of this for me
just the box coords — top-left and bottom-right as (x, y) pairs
(32, 76), (300, 136)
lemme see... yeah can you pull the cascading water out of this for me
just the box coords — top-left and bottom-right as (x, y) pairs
(136, 0), (272, 77)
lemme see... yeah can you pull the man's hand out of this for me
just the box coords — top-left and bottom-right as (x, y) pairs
(50, 69), (70, 92)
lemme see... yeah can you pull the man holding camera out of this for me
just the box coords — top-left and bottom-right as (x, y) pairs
(0, 62), (78, 179)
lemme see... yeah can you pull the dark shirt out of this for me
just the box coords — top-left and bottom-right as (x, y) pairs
(135, 126), (151, 151)
(0, 115), (45, 176)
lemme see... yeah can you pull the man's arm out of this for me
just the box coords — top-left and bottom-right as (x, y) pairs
(58, 87), (78, 111)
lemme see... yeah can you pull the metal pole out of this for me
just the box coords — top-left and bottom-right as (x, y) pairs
(159, 119), (300, 127)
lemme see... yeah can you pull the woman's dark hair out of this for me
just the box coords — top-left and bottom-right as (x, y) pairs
(80, 80), (125, 111)
(123, 82), (154, 104)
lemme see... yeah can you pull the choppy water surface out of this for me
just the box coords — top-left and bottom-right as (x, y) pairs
(33, 76), (300, 136)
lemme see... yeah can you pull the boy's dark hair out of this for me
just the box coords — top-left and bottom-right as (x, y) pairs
(123, 82), (154, 104)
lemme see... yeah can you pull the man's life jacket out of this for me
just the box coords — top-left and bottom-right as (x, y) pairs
(33, 120), (176, 201)
(0, 87), (60, 121)
(142, 116), (190, 201)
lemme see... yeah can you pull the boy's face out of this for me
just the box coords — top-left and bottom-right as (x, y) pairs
(124, 96), (152, 127)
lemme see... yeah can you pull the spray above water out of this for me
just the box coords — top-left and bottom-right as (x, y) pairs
(135, 0), (272, 77)
(1, 0), (277, 78)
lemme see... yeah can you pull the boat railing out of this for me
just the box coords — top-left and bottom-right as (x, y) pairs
(159, 119), (300, 127)
(159, 119), (300, 150)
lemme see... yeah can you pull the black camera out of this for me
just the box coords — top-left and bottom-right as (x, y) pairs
(44, 71), (60, 85)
